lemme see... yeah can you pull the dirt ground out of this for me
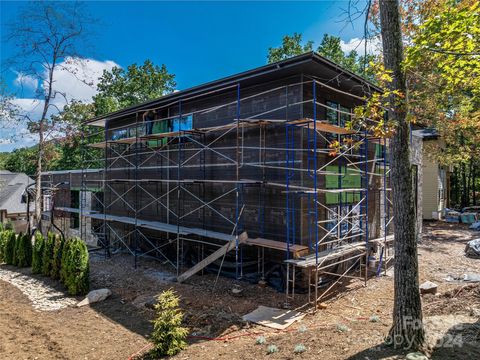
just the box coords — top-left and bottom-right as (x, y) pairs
(0, 221), (479, 360)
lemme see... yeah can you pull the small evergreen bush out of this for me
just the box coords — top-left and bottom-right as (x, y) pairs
(267, 345), (279, 354)
(150, 289), (188, 357)
(60, 238), (72, 284)
(0, 229), (10, 263)
(293, 344), (306, 354)
(255, 336), (266, 345)
(13, 232), (23, 266)
(4, 231), (16, 265)
(41, 232), (55, 276)
(51, 234), (65, 279)
(15, 233), (32, 267)
(63, 238), (89, 295)
(31, 232), (45, 274)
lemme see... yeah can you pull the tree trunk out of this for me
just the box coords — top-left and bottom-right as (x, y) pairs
(467, 159), (473, 207)
(473, 162), (477, 206)
(461, 162), (467, 208)
(379, 0), (425, 351)
(34, 125), (43, 230)
(454, 167), (459, 207)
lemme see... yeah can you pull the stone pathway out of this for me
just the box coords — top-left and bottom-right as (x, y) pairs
(0, 267), (77, 311)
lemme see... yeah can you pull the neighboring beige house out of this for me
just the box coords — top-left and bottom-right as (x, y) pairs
(0, 170), (35, 232)
(412, 129), (450, 220)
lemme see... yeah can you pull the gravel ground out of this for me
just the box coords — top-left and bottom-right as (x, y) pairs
(0, 266), (77, 311)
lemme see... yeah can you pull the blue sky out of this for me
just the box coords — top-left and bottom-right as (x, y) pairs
(1, 1), (373, 151)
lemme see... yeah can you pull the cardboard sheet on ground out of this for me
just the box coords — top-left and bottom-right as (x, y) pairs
(242, 305), (305, 330)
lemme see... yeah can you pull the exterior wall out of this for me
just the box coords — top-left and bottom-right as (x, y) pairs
(0, 211), (29, 233)
(41, 72), (388, 263)
(421, 139), (447, 220)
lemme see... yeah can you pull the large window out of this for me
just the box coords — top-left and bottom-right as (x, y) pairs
(339, 105), (351, 127)
(326, 101), (339, 125)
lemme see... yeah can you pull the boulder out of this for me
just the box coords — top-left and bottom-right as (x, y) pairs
(465, 238), (480, 259)
(144, 296), (157, 309)
(76, 288), (112, 307)
(420, 281), (438, 295)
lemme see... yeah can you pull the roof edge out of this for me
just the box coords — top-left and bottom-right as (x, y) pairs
(85, 52), (381, 126)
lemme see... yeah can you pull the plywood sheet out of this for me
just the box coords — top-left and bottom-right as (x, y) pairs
(242, 306), (305, 330)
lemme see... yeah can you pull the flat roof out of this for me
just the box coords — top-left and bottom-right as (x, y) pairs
(86, 52), (381, 127)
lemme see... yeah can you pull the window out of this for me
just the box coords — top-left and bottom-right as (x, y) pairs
(43, 194), (52, 211)
(70, 213), (79, 229)
(326, 101), (338, 125)
(70, 190), (79, 209)
(111, 128), (128, 140)
(171, 115), (193, 132)
(339, 105), (350, 127)
(147, 114), (194, 148)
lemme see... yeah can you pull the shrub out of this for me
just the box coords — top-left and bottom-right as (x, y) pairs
(12, 232), (23, 266)
(15, 233), (32, 267)
(31, 232), (45, 274)
(267, 345), (279, 354)
(3, 231), (16, 265)
(63, 238), (89, 295)
(41, 232), (55, 276)
(51, 234), (65, 279)
(298, 325), (308, 333)
(255, 336), (266, 345)
(336, 323), (350, 333)
(60, 239), (72, 284)
(150, 289), (188, 357)
(293, 344), (306, 354)
(0, 230), (10, 263)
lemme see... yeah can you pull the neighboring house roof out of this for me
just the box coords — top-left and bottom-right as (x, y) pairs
(85, 52), (382, 127)
(0, 170), (34, 215)
(412, 128), (439, 140)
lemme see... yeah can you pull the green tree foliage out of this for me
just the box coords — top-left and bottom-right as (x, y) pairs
(2, 147), (38, 176)
(0, 231), (6, 263)
(60, 239), (71, 284)
(62, 238), (89, 295)
(1, 59), (175, 174)
(267, 33), (376, 80)
(41, 232), (55, 276)
(3, 231), (16, 265)
(267, 33), (313, 63)
(0, 229), (14, 263)
(150, 289), (189, 357)
(32, 231), (45, 274)
(15, 233), (32, 267)
(317, 34), (376, 79)
(50, 101), (97, 171)
(51, 234), (65, 280)
(94, 59), (176, 116)
(401, 0), (480, 206)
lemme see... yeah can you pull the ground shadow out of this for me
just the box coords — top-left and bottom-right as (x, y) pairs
(346, 319), (480, 360)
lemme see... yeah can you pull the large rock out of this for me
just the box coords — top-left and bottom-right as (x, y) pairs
(420, 281), (438, 295)
(76, 289), (112, 307)
(465, 238), (480, 259)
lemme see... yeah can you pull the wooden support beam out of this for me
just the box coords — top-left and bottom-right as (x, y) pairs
(177, 231), (248, 283)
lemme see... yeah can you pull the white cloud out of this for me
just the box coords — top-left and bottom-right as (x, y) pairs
(13, 72), (38, 91)
(340, 37), (381, 56)
(0, 138), (13, 145)
(47, 57), (119, 103)
(4, 57), (120, 152)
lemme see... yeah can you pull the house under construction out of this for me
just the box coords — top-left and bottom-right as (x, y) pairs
(42, 53), (401, 307)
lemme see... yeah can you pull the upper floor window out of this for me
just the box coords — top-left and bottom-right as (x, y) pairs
(326, 101), (351, 128)
(326, 101), (338, 125)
